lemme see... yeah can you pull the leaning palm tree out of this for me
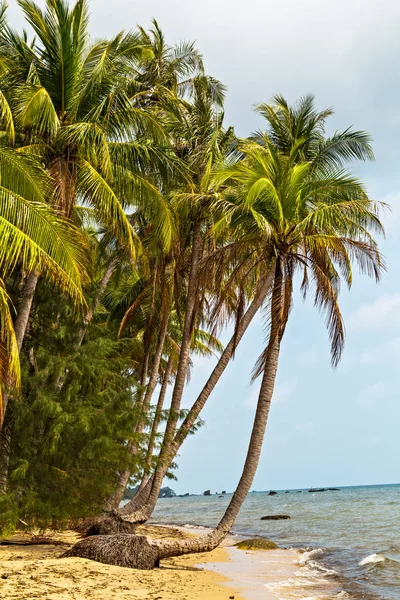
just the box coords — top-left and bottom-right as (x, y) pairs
(66, 134), (384, 566)
(120, 95), (379, 522)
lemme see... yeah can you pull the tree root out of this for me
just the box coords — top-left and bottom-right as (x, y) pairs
(62, 534), (160, 569)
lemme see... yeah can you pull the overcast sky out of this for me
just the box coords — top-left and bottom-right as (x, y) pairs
(7, 0), (400, 493)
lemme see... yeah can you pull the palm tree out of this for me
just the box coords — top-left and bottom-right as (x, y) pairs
(67, 129), (384, 566)
(0, 147), (87, 424)
(0, 147), (87, 493)
(120, 95), (378, 522)
(0, 0), (176, 351)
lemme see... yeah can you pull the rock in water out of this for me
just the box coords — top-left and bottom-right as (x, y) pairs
(159, 486), (176, 498)
(63, 534), (160, 569)
(260, 515), (290, 520)
(235, 538), (278, 550)
(268, 490), (278, 496)
(203, 489), (211, 496)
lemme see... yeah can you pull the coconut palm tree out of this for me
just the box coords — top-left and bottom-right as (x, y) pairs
(0, 0), (176, 351)
(67, 132), (384, 566)
(120, 95), (379, 522)
(0, 147), (87, 425)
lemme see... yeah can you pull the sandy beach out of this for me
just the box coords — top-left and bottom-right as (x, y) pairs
(0, 525), (246, 600)
(0, 524), (307, 600)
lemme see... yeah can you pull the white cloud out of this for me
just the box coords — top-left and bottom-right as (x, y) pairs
(357, 381), (385, 408)
(347, 294), (400, 332)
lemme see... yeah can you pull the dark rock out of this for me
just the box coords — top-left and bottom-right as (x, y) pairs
(297, 490), (302, 493)
(203, 490), (211, 496)
(218, 496), (223, 498)
(159, 487), (176, 498)
(328, 488), (340, 491)
(260, 515), (290, 520)
(308, 488), (326, 493)
(268, 490), (278, 496)
(235, 538), (278, 550)
(221, 490), (226, 494)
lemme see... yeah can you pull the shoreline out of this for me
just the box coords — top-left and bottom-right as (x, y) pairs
(0, 524), (336, 600)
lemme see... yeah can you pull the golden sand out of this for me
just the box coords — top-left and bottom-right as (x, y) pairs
(0, 525), (244, 600)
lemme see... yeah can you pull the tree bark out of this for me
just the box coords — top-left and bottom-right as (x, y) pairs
(14, 270), (40, 353)
(120, 271), (272, 520)
(136, 356), (173, 494)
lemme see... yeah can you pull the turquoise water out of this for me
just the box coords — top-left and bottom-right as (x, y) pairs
(150, 484), (400, 599)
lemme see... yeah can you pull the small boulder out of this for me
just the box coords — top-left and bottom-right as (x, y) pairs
(260, 514), (290, 520)
(203, 489), (211, 496)
(268, 490), (277, 496)
(235, 538), (278, 550)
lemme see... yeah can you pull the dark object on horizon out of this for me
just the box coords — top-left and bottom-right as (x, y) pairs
(222, 490), (226, 494)
(297, 490), (303, 493)
(261, 514), (290, 520)
(203, 490), (211, 496)
(285, 491), (290, 493)
(123, 485), (139, 500)
(159, 487), (176, 498)
(328, 488), (340, 491)
(268, 490), (278, 495)
(308, 488), (326, 493)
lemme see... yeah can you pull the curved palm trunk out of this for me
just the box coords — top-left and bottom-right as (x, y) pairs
(106, 344), (152, 510)
(107, 291), (171, 510)
(136, 356), (173, 494)
(120, 272), (272, 519)
(156, 336), (279, 559)
(68, 317), (282, 567)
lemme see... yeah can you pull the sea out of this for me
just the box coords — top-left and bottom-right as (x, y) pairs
(150, 484), (400, 599)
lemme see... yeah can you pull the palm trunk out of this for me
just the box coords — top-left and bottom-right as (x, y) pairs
(136, 356), (173, 494)
(14, 270), (39, 353)
(106, 343), (152, 510)
(120, 271), (272, 519)
(69, 305), (282, 567)
(75, 259), (117, 348)
(0, 270), (40, 491)
(156, 335), (280, 559)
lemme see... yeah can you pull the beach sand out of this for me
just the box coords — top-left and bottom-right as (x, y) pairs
(0, 525), (246, 600)
(0, 525), (302, 600)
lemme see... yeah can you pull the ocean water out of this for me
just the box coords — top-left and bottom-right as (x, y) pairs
(150, 484), (400, 599)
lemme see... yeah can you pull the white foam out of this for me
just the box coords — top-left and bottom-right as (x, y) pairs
(359, 552), (385, 566)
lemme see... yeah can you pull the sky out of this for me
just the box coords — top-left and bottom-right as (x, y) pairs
(7, 0), (400, 494)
